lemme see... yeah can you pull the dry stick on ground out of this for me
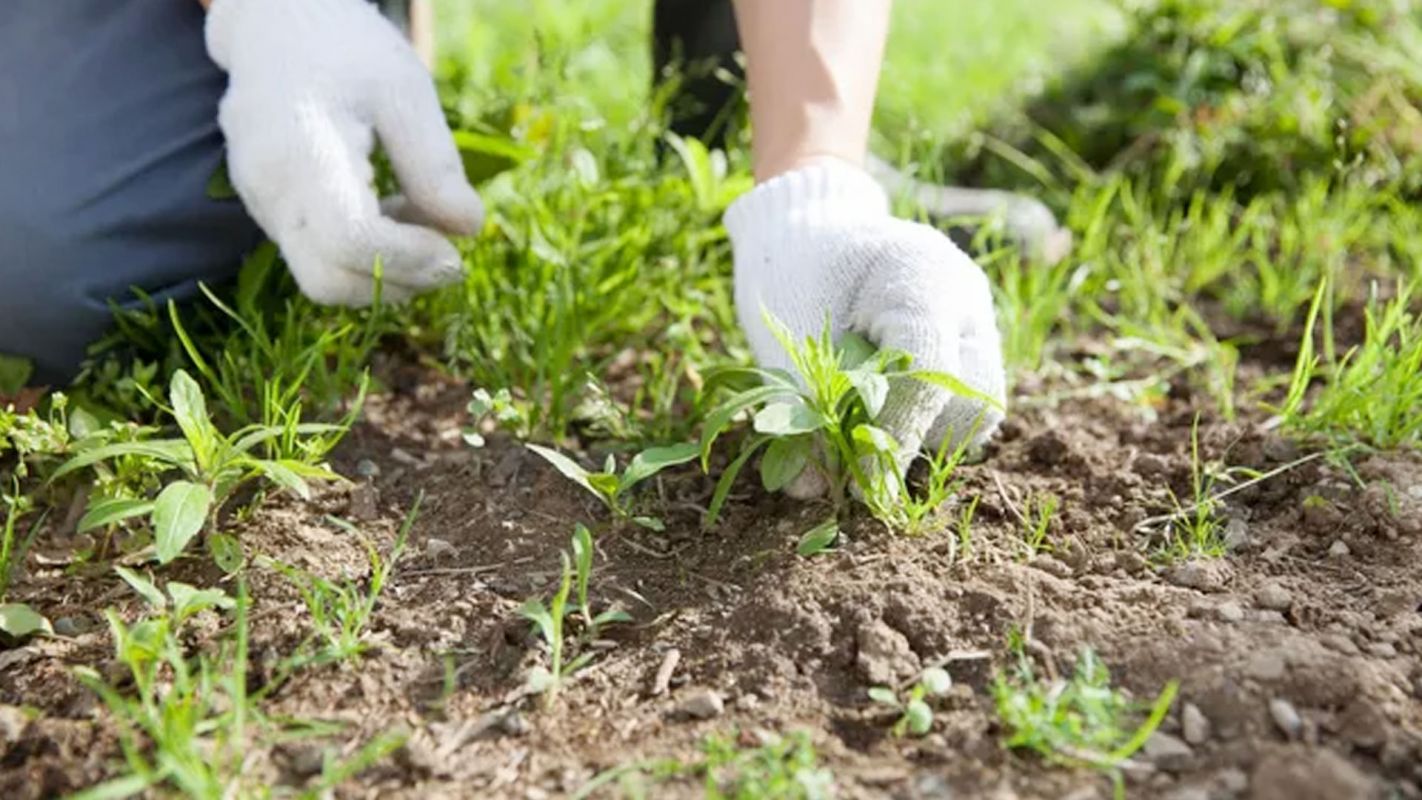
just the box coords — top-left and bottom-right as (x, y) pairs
(1130, 451), (1328, 536)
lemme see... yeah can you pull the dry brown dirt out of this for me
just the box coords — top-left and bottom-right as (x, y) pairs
(3, 357), (1421, 799)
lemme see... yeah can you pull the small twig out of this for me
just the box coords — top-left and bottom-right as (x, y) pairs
(992, 471), (1029, 528)
(648, 648), (681, 697)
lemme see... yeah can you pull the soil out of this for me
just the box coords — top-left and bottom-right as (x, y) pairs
(3, 350), (1421, 800)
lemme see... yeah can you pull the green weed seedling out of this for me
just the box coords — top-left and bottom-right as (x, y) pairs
(993, 645), (1178, 800)
(527, 442), (698, 530)
(700, 318), (999, 548)
(262, 498), (419, 667)
(1020, 493), (1059, 557)
(53, 369), (343, 565)
(72, 578), (249, 799)
(868, 666), (954, 737)
(575, 730), (833, 800)
(1281, 279), (1422, 450)
(521, 525), (631, 707)
(462, 387), (530, 446)
(1160, 415), (1225, 560)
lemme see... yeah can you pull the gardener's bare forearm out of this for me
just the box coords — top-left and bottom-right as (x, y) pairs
(731, 0), (891, 182)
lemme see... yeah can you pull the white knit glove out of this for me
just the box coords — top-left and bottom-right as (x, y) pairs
(206, 0), (483, 305)
(725, 162), (1007, 486)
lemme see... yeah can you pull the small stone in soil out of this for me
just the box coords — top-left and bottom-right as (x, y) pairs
(1268, 697), (1303, 740)
(1217, 601), (1246, 623)
(1166, 560), (1231, 593)
(1215, 767), (1248, 795)
(1328, 540), (1350, 558)
(424, 538), (457, 559)
(1250, 747), (1374, 800)
(0, 705), (27, 744)
(1143, 731), (1194, 771)
(1366, 642), (1396, 658)
(1182, 703), (1211, 746)
(1223, 518), (1251, 551)
(674, 688), (725, 720)
(355, 458), (380, 478)
(1244, 652), (1288, 682)
(855, 620), (921, 685)
(1254, 582), (1292, 611)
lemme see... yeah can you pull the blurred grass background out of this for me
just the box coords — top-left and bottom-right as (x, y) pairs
(434, 0), (1125, 137)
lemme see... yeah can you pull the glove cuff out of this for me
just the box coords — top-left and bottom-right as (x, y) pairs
(724, 160), (890, 246)
(206, 0), (367, 70)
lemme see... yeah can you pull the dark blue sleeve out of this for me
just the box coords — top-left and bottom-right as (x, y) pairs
(0, 0), (264, 384)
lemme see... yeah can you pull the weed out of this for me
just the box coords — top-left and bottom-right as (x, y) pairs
(54, 370), (343, 565)
(521, 525), (630, 706)
(576, 730), (833, 800)
(1020, 493), (1059, 557)
(993, 646), (1178, 799)
(462, 387), (530, 445)
(956, 495), (981, 563)
(700, 320), (998, 542)
(262, 497), (420, 666)
(1160, 415), (1225, 560)
(1281, 279), (1422, 449)
(526, 442), (698, 530)
(73, 579), (249, 798)
(901, 430), (979, 536)
(868, 666), (954, 737)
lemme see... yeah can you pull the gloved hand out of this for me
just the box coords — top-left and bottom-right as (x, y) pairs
(205, 0), (483, 305)
(724, 161), (1007, 492)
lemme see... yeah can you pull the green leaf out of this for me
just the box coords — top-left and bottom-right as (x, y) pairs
(593, 609), (633, 627)
(796, 518), (840, 557)
(206, 159), (238, 201)
(706, 436), (769, 528)
(231, 424), (346, 455)
(572, 523), (593, 607)
(867, 687), (901, 708)
(760, 435), (812, 492)
(0, 354), (34, 396)
(621, 442), (699, 491)
(920, 667), (953, 696)
(631, 515), (666, 531)
(77, 498), (155, 534)
(167, 582), (235, 624)
(845, 370), (890, 418)
(168, 370), (212, 457)
(586, 472), (621, 501)
(152, 481), (213, 564)
(0, 603), (51, 639)
(839, 332), (877, 369)
(852, 424), (900, 457)
(908, 370), (1004, 410)
(905, 699), (934, 735)
(453, 129), (537, 184)
(51, 439), (195, 481)
(207, 533), (244, 574)
(254, 460), (311, 500)
(519, 598), (556, 646)
(699, 383), (797, 469)
(753, 401), (824, 436)
(113, 566), (166, 610)
(526, 444), (597, 499)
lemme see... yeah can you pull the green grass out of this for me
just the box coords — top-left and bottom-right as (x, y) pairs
(576, 730), (833, 800)
(994, 645), (1179, 800)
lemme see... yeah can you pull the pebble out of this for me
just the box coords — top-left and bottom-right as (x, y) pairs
(1328, 540), (1351, 558)
(0, 704), (27, 744)
(1254, 582), (1292, 611)
(1268, 697), (1303, 740)
(1215, 767), (1248, 794)
(1320, 633), (1360, 656)
(1244, 652), (1287, 682)
(675, 688), (725, 720)
(1143, 731), (1194, 771)
(1223, 518), (1252, 552)
(1367, 642), (1397, 658)
(355, 458), (381, 478)
(1217, 602), (1246, 623)
(1166, 561), (1230, 593)
(52, 615), (89, 637)
(1250, 748), (1374, 800)
(424, 538), (457, 559)
(1182, 703), (1211, 745)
